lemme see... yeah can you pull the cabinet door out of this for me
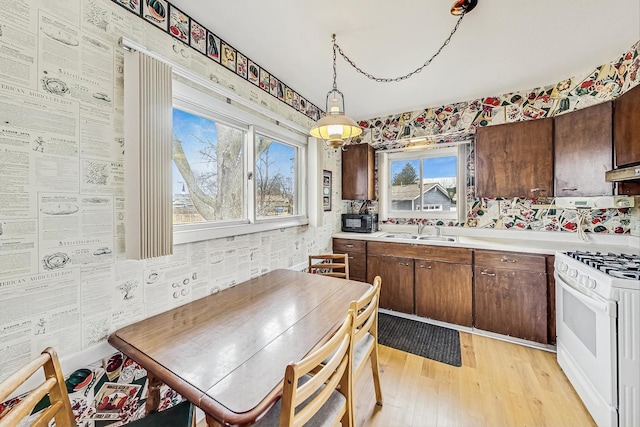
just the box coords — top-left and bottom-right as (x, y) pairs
(475, 118), (553, 198)
(342, 143), (375, 200)
(333, 238), (366, 282)
(614, 84), (640, 167)
(347, 253), (367, 282)
(554, 102), (613, 196)
(367, 254), (413, 314)
(474, 267), (548, 343)
(415, 260), (472, 326)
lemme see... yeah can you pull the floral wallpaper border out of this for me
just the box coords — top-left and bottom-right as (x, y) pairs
(346, 41), (640, 234)
(357, 40), (640, 150)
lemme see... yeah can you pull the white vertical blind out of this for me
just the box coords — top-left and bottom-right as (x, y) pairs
(124, 50), (173, 259)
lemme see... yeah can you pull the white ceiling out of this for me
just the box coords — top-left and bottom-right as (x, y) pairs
(169, 0), (640, 121)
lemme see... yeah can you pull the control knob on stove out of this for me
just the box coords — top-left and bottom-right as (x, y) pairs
(569, 268), (578, 278)
(557, 262), (568, 272)
(587, 278), (597, 289)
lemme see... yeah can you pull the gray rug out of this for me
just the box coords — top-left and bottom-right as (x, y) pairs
(377, 313), (462, 367)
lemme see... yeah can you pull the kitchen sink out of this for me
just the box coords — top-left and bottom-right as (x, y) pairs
(381, 233), (418, 240)
(417, 235), (457, 242)
(381, 233), (457, 242)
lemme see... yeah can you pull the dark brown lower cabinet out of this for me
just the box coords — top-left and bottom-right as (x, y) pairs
(415, 260), (473, 327)
(332, 238), (367, 282)
(367, 254), (414, 313)
(474, 266), (548, 344)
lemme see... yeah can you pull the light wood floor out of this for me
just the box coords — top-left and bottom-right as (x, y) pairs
(354, 332), (595, 427)
(197, 332), (595, 426)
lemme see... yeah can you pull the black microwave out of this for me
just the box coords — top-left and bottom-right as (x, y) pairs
(341, 214), (378, 233)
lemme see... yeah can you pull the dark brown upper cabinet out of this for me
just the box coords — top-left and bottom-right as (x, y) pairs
(342, 143), (375, 200)
(554, 101), (613, 196)
(613, 83), (640, 168)
(475, 118), (554, 198)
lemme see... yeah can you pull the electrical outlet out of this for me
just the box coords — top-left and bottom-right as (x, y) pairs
(506, 209), (520, 216)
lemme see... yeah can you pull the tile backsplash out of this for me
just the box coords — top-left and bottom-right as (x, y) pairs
(350, 197), (636, 234)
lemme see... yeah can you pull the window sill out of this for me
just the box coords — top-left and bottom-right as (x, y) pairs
(173, 216), (309, 245)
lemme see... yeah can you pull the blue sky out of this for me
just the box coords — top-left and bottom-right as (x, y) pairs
(172, 108), (295, 195)
(391, 155), (457, 181)
(172, 108), (219, 195)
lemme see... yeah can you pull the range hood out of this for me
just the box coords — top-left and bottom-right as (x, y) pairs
(605, 165), (640, 182)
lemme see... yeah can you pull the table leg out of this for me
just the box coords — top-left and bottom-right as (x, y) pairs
(205, 414), (224, 427)
(145, 371), (163, 413)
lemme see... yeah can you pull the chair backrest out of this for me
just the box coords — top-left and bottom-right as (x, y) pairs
(308, 254), (349, 279)
(0, 347), (75, 427)
(279, 310), (354, 427)
(351, 276), (381, 348)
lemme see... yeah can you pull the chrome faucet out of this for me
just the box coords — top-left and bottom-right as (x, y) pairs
(417, 223), (441, 236)
(417, 222), (426, 235)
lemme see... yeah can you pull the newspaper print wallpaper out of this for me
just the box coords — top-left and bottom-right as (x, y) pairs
(351, 41), (640, 234)
(0, 0), (342, 424)
(0, 0), (636, 423)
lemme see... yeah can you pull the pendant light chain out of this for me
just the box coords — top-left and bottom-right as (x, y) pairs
(333, 12), (466, 83)
(332, 34), (338, 90)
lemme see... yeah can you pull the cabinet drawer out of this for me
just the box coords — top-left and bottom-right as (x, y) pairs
(368, 241), (472, 264)
(333, 238), (366, 254)
(474, 250), (546, 272)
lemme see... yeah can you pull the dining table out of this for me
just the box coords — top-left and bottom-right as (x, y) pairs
(107, 268), (371, 426)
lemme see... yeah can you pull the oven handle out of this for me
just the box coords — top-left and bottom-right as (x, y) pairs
(556, 273), (616, 317)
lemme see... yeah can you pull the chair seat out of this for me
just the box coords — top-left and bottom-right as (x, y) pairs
(126, 401), (194, 426)
(255, 375), (346, 427)
(323, 332), (374, 372)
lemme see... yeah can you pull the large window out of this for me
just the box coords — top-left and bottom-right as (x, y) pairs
(172, 80), (307, 243)
(172, 108), (246, 225)
(380, 144), (468, 222)
(255, 135), (298, 218)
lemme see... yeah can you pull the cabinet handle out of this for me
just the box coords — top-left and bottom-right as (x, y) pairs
(500, 257), (516, 263)
(530, 187), (543, 192)
(480, 270), (496, 277)
(419, 264), (432, 269)
(345, 244), (354, 248)
(348, 256), (354, 260)
(398, 262), (410, 267)
(562, 188), (578, 191)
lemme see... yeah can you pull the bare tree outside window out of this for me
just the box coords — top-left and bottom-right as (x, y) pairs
(255, 135), (296, 218)
(172, 108), (245, 224)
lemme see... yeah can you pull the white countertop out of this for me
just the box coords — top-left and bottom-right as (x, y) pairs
(333, 225), (640, 256)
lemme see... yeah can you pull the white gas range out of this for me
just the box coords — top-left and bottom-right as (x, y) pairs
(555, 250), (640, 427)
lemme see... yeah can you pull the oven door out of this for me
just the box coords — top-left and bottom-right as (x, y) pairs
(555, 270), (618, 427)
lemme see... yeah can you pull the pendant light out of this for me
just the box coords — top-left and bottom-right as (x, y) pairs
(310, 34), (362, 150)
(450, 0), (478, 16)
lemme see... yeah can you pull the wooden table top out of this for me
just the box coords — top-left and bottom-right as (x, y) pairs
(108, 269), (371, 426)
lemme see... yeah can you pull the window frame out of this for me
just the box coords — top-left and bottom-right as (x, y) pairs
(253, 130), (303, 221)
(172, 79), (308, 245)
(379, 143), (468, 224)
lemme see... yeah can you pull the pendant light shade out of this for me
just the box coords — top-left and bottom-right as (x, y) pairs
(310, 35), (362, 149)
(310, 88), (362, 149)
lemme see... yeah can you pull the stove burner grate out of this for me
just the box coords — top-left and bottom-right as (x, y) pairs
(566, 250), (640, 280)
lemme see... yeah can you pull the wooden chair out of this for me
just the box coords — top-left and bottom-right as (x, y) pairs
(255, 310), (355, 427)
(308, 253), (349, 279)
(350, 276), (383, 407)
(0, 347), (75, 427)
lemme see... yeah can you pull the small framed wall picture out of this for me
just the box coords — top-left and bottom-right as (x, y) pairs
(322, 170), (332, 211)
